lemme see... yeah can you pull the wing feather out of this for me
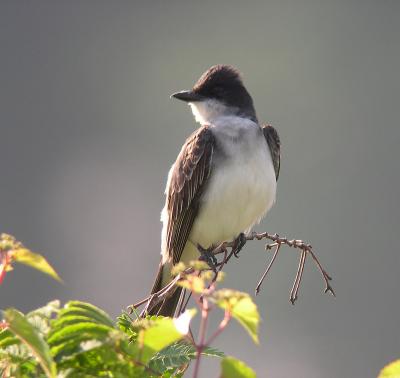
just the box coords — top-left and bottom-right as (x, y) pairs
(262, 124), (281, 180)
(165, 126), (214, 264)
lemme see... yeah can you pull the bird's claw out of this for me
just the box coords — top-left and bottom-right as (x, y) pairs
(198, 245), (218, 272)
(232, 233), (247, 258)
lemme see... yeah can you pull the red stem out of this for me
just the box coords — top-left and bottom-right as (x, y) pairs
(205, 310), (231, 346)
(192, 296), (209, 378)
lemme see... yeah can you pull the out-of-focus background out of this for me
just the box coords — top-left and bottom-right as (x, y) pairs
(1, 1), (399, 377)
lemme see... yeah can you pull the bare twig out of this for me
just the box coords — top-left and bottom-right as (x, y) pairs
(131, 231), (334, 315)
(128, 268), (193, 316)
(205, 309), (231, 346)
(290, 250), (306, 304)
(192, 296), (209, 378)
(255, 243), (281, 295)
(245, 232), (335, 303)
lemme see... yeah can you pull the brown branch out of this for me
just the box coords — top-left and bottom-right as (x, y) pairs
(244, 232), (335, 303)
(290, 250), (306, 304)
(131, 231), (335, 315)
(255, 243), (281, 296)
(128, 268), (194, 316)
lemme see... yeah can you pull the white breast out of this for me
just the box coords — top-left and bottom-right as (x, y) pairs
(188, 116), (276, 248)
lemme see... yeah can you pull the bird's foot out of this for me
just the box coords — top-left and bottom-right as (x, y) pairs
(197, 244), (218, 272)
(232, 233), (247, 258)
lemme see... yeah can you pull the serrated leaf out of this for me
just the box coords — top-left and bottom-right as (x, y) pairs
(117, 311), (137, 340)
(47, 322), (111, 347)
(220, 356), (256, 378)
(26, 301), (60, 336)
(27, 300), (60, 319)
(379, 360), (400, 378)
(48, 301), (116, 362)
(62, 301), (114, 327)
(12, 248), (62, 283)
(50, 335), (99, 360)
(0, 328), (20, 348)
(4, 308), (56, 378)
(56, 340), (149, 378)
(149, 341), (224, 373)
(214, 290), (260, 344)
(51, 315), (98, 331)
(0, 352), (39, 377)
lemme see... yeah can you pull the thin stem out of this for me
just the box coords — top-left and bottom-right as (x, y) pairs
(192, 297), (209, 378)
(205, 310), (231, 346)
(255, 244), (281, 295)
(132, 230), (334, 316)
(306, 248), (335, 295)
(290, 250), (306, 304)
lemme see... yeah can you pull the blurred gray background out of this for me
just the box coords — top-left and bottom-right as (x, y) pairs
(1, 1), (399, 377)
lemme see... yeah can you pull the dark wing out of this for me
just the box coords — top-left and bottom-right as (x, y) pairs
(166, 126), (214, 264)
(262, 124), (281, 180)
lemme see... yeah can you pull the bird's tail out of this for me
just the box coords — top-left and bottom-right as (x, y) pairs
(147, 261), (182, 317)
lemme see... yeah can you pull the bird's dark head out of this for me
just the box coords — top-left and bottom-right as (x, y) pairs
(171, 65), (257, 125)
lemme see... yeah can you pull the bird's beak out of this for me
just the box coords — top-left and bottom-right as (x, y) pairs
(170, 90), (205, 102)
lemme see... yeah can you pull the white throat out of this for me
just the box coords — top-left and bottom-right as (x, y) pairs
(189, 99), (236, 125)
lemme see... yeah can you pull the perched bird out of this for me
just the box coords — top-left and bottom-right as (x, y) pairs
(149, 65), (280, 316)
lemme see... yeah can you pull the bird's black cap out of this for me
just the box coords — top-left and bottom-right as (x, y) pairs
(171, 65), (257, 122)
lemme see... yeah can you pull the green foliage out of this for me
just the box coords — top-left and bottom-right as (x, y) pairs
(1, 301), (224, 377)
(132, 315), (187, 364)
(379, 360), (400, 378)
(220, 356), (257, 378)
(0, 234), (61, 283)
(1, 238), (260, 377)
(149, 341), (224, 375)
(12, 248), (62, 283)
(3, 309), (56, 378)
(213, 289), (260, 344)
(116, 310), (138, 342)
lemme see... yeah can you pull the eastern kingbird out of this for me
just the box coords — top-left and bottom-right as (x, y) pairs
(149, 65), (280, 316)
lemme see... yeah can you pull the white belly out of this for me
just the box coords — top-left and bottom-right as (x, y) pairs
(159, 116), (277, 286)
(189, 129), (276, 248)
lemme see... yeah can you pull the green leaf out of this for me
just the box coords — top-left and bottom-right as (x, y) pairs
(61, 301), (114, 327)
(54, 334), (149, 378)
(379, 360), (400, 378)
(0, 350), (40, 377)
(213, 290), (260, 344)
(50, 315), (95, 330)
(27, 300), (60, 319)
(220, 356), (256, 378)
(27, 300), (60, 336)
(160, 371), (184, 378)
(13, 248), (62, 283)
(139, 317), (182, 363)
(47, 322), (111, 347)
(149, 341), (224, 373)
(47, 301), (117, 363)
(231, 296), (260, 344)
(135, 314), (192, 364)
(0, 328), (20, 349)
(4, 308), (56, 378)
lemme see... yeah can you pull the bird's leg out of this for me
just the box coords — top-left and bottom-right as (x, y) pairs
(197, 244), (218, 272)
(231, 232), (247, 258)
